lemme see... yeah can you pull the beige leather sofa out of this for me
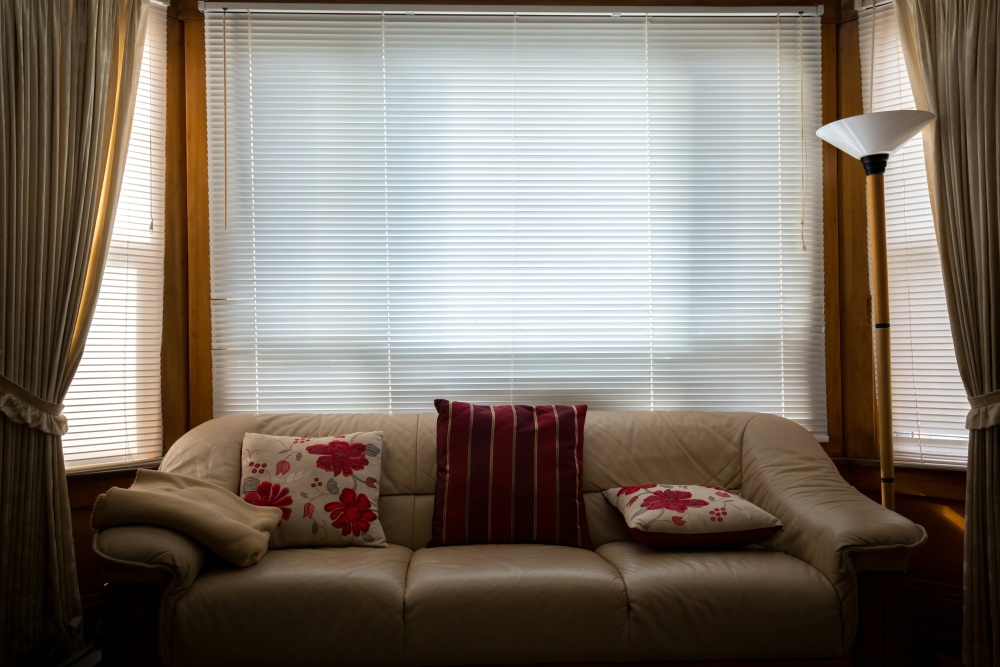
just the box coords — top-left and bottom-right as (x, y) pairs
(94, 410), (926, 666)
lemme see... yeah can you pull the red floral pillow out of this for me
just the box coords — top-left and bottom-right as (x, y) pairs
(603, 484), (782, 549)
(430, 399), (591, 548)
(240, 432), (387, 548)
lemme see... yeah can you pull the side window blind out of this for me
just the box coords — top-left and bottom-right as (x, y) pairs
(61, 3), (167, 469)
(859, 3), (968, 468)
(205, 10), (827, 439)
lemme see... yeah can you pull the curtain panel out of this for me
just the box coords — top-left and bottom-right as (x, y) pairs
(895, 0), (1000, 663)
(0, 0), (148, 663)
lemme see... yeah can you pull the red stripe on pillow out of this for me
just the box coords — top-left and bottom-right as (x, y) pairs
(489, 406), (515, 544)
(533, 405), (558, 544)
(430, 399), (591, 549)
(511, 404), (537, 544)
(433, 399), (470, 546)
(467, 405), (495, 544)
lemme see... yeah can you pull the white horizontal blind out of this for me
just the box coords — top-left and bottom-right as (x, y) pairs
(206, 10), (826, 437)
(62, 3), (167, 469)
(859, 4), (968, 467)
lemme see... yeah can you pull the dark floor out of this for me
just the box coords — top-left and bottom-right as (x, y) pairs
(60, 649), (965, 667)
(61, 640), (963, 667)
(61, 606), (962, 667)
(61, 649), (101, 667)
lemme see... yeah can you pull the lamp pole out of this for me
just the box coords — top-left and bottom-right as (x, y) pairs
(816, 110), (934, 511)
(862, 154), (894, 510)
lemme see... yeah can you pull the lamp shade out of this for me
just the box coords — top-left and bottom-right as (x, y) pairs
(816, 110), (935, 160)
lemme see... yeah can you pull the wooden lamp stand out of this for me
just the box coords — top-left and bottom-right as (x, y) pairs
(862, 154), (894, 510)
(816, 109), (934, 511)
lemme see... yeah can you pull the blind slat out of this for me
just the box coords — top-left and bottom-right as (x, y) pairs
(206, 11), (827, 437)
(61, 5), (167, 470)
(859, 4), (967, 468)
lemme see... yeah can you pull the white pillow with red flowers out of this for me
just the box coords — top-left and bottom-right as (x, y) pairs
(603, 484), (782, 549)
(240, 432), (387, 548)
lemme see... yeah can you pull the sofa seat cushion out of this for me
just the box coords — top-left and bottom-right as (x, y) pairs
(405, 544), (628, 665)
(171, 545), (412, 667)
(597, 540), (844, 661)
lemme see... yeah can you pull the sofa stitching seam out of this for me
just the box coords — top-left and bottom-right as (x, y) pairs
(595, 550), (631, 660)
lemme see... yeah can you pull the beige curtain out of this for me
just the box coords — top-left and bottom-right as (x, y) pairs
(895, 0), (1000, 663)
(0, 0), (149, 663)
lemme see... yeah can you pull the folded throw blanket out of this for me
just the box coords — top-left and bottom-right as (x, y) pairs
(93, 469), (282, 567)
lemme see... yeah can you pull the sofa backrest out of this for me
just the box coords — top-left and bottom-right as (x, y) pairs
(161, 410), (760, 550)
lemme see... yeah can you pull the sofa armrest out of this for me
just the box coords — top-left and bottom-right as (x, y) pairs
(94, 526), (209, 667)
(94, 525), (207, 590)
(741, 414), (926, 655)
(741, 413), (926, 579)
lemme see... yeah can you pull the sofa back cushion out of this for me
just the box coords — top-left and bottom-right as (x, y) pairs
(162, 410), (759, 550)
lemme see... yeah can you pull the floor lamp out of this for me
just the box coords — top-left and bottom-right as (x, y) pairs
(816, 109), (934, 510)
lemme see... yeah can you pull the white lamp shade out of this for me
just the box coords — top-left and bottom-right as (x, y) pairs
(816, 110), (935, 160)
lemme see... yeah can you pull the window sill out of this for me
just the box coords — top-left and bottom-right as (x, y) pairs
(839, 459), (967, 501)
(66, 458), (162, 479)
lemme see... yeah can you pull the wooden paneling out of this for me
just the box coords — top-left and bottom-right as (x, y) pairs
(849, 462), (966, 501)
(835, 18), (876, 461)
(821, 20), (844, 458)
(162, 9), (191, 449)
(182, 4), (214, 428)
(839, 0), (858, 23)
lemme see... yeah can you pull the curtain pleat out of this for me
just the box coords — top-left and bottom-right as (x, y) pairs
(966, 429), (1000, 665)
(0, 421), (78, 664)
(0, 0), (149, 663)
(895, 0), (1000, 663)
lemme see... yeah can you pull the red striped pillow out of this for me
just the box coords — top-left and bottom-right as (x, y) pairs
(429, 399), (592, 549)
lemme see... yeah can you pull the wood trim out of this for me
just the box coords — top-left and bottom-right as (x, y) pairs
(821, 19), (843, 458)
(839, 0), (857, 23)
(162, 9), (192, 449)
(834, 17), (875, 460)
(182, 6), (214, 428)
(846, 461), (966, 501)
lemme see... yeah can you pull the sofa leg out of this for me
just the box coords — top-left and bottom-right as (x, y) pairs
(102, 583), (162, 667)
(854, 571), (908, 667)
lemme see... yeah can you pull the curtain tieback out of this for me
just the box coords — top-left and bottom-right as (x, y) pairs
(0, 373), (68, 436)
(966, 389), (1000, 430)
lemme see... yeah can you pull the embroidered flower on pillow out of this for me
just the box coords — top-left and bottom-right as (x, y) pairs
(604, 484), (782, 549)
(240, 432), (387, 548)
(243, 480), (294, 521)
(639, 488), (709, 516)
(325, 488), (377, 537)
(306, 439), (370, 477)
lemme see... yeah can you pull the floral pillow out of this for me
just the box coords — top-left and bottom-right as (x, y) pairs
(240, 432), (387, 548)
(603, 484), (782, 549)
